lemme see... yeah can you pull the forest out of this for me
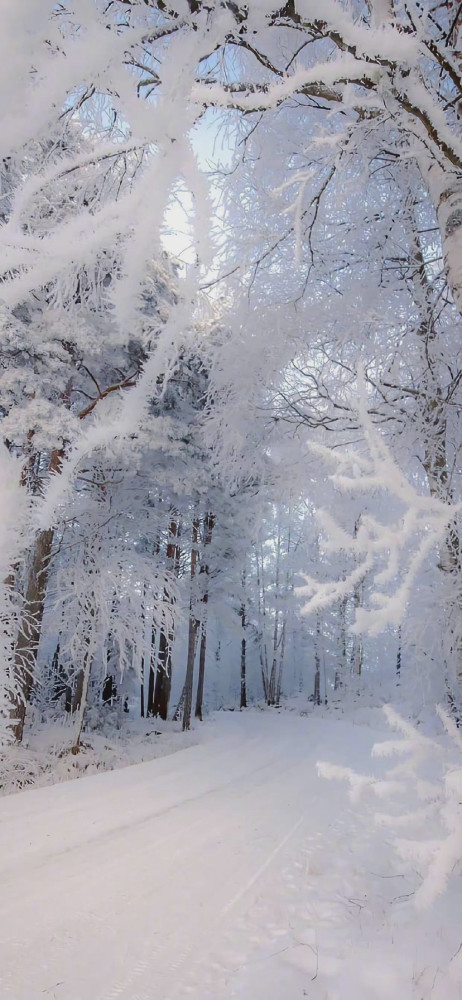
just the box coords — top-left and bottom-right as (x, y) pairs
(2, 0), (462, 749)
(1, 3), (462, 998)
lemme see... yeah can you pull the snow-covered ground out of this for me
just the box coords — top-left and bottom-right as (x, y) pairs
(0, 710), (460, 1000)
(0, 715), (200, 797)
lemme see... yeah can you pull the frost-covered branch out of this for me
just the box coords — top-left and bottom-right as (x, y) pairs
(295, 372), (458, 635)
(319, 704), (462, 928)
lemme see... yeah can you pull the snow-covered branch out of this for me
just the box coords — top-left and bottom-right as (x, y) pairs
(296, 373), (458, 635)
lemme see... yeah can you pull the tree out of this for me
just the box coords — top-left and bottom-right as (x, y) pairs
(2, 0), (462, 742)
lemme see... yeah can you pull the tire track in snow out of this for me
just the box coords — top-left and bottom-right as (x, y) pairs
(91, 767), (311, 1000)
(162, 811), (311, 1000)
(1, 715), (374, 1000)
(2, 766), (294, 1000)
(0, 753), (283, 887)
(220, 811), (307, 916)
(0, 805), (245, 1000)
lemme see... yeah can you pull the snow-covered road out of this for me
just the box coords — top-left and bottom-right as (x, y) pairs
(0, 711), (445, 1000)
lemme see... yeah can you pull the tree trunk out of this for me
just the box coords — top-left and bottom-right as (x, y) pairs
(153, 628), (166, 717)
(183, 618), (199, 731)
(276, 518), (294, 706)
(69, 572), (97, 749)
(275, 617), (286, 705)
(195, 625), (207, 721)
(313, 613), (321, 706)
(153, 518), (180, 720)
(260, 649), (269, 702)
(194, 513), (214, 722)
(407, 208), (462, 697)
(9, 446), (64, 742)
(351, 520), (363, 681)
(9, 527), (55, 742)
(146, 625), (157, 717)
(51, 639), (72, 712)
(140, 662), (145, 718)
(72, 667), (84, 714)
(268, 522), (282, 706)
(255, 540), (270, 700)
(239, 602), (247, 709)
(153, 628), (174, 721)
(422, 160), (462, 318)
(173, 683), (185, 722)
(335, 596), (348, 691)
(352, 611), (363, 679)
(71, 623), (96, 753)
(183, 520), (200, 732)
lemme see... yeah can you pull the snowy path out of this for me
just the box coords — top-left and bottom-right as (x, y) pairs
(0, 711), (452, 1000)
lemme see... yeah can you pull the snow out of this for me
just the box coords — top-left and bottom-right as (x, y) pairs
(192, 57), (383, 113)
(296, 384), (457, 638)
(0, 717), (199, 797)
(296, 0), (419, 64)
(0, 709), (460, 1000)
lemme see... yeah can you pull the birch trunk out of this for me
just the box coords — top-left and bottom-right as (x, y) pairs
(255, 540), (270, 700)
(268, 523), (282, 706)
(422, 160), (462, 318)
(275, 517), (293, 705)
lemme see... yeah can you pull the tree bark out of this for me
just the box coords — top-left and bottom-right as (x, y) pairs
(422, 160), (462, 318)
(351, 520), (363, 681)
(9, 446), (64, 742)
(268, 522), (282, 706)
(183, 520), (200, 732)
(9, 527), (55, 742)
(153, 518), (180, 720)
(239, 601), (247, 709)
(146, 623), (157, 716)
(335, 596), (348, 691)
(275, 617), (286, 705)
(71, 618), (96, 753)
(9, 376), (139, 739)
(194, 512), (214, 722)
(313, 613), (321, 706)
(407, 207), (462, 695)
(255, 540), (270, 700)
(195, 624), (207, 721)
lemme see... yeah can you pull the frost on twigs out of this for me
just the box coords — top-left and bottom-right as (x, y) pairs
(295, 371), (457, 636)
(384, 705), (462, 915)
(319, 704), (462, 932)
(317, 759), (401, 803)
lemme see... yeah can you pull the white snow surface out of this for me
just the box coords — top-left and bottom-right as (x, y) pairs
(0, 710), (460, 1000)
